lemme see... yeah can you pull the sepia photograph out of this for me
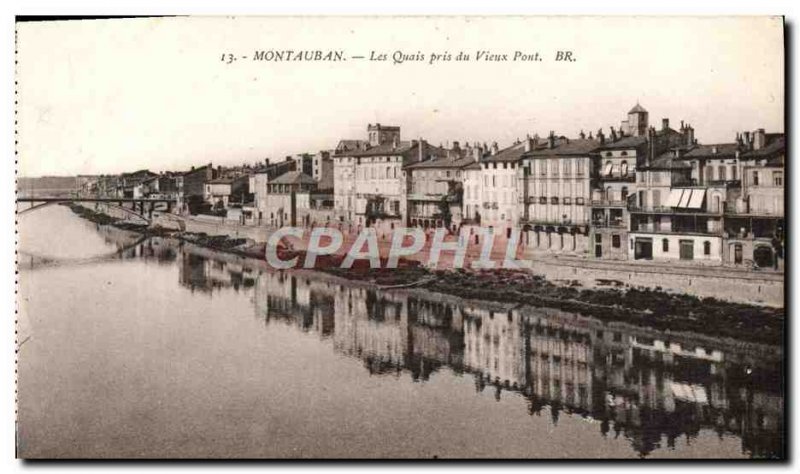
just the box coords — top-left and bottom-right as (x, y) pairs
(14, 15), (785, 460)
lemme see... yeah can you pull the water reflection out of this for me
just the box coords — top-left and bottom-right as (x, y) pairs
(158, 239), (784, 459)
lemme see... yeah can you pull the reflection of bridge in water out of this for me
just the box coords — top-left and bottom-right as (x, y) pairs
(108, 231), (784, 459)
(17, 197), (177, 224)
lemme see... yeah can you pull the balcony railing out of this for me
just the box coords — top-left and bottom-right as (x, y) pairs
(632, 225), (723, 236)
(590, 199), (628, 207)
(596, 174), (636, 182)
(592, 221), (627, 229)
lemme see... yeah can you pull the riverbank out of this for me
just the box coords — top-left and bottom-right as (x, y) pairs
(65, 204), (784, 345)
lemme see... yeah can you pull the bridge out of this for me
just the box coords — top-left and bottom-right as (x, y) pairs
(17, 197), (177, 224)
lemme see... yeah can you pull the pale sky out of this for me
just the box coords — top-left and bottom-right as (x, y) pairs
(17, 16), (784, 177)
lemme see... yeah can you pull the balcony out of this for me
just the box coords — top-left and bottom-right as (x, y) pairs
(592, 220), (627, 229)
(596, 173), (636, 182)
(632, 224), (723, 236)
(591, 199), (628, 208)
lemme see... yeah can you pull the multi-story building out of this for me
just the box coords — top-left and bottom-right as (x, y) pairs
(519, 132), (598, 253)
(333, 123), (445, 229)
(261, 171), (317, 227)
(176, 163), (215, 214)
(479, 140), (526, 237)
(462, 149), (485, 227)
(627, 124), (781, 266)
(404, 142), (480, 231)
(723, 130), (785, 268)
(312, 150), (334, 191)
(204, 174), (249, 209)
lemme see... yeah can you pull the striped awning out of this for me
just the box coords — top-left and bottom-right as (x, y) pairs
(666, 188), (707, 209)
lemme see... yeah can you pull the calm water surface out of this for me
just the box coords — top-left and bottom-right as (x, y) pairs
(16, 205), (785, 458)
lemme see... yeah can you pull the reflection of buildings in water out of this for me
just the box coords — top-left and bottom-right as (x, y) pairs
(127, 238), (178, 263)
(245, 261), (783, 457)
(334, 286), (409, 375)
(464, 306), (526, 391)
(253, 271), (336, 337)
(177, 248), (256, 293)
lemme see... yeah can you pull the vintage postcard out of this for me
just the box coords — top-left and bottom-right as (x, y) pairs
(15, 16), (785, 459)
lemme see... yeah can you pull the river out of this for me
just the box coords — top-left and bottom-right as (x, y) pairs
(16, 205), (785, 459)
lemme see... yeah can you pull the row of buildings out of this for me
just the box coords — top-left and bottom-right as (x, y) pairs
(80, 103), (785, 269)
(327, 106), (784, 269)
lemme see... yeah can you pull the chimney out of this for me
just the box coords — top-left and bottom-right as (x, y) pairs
(646, 127), (656, 167)
(548, 131), (555, 149)
(743, 131), (752, 150)
(711, 146), (718, 154)
(418, 138), (425, 162)
(491, 142), (499, 155)
(579, 129), (586, 139)
(754, 128), (766, 150)
(393, 136), (400, 149)
(597, 129), (605, 145)
(452, 141), (460, 152)
(472, 143), (483, 162)
(662, 118), (669, 131)
(610, 126), (617, 142)
(685, 125), (695, 147)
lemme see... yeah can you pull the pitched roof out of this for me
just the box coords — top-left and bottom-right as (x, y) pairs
(742, 134), (785, 161)
(335, 139), (369, 154)
(524, 138), (601, 158)
(335, 141), (417, 158)
(597, 135), (647, 151)
(483, 142), (528, 163)
(405, 155), (478, 170)
(270, 171), (316, 185)
(683, 143), (741, 159)
(629, 103), (647, 114)
(646, 151), (693, 170)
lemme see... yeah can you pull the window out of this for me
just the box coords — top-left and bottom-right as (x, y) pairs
(652, 189), (661, 208)
(576, 197), (585, 205)
(612, 235), (621, 248)
(605, 152), (612, 157)
(539, 196), (547, 204)
(731, 166), (737, 181)
(774, 171), (783, 186)
(621, 187), (629, 202)
(621, 161), (629, 177)
(662, 238), (669, 252)
(551, 197), (559, 204)
(621, 151), (628, 156)
(752, 171), (759, 186)
(563, 197), (571, 205)
(703, 241), (711, 255)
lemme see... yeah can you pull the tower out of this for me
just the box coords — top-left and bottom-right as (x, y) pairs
(626, 102), (649, 137)
(367, 123), (401, 147)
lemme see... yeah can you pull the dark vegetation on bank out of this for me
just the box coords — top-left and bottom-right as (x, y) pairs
(66, 203), (784, 346)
